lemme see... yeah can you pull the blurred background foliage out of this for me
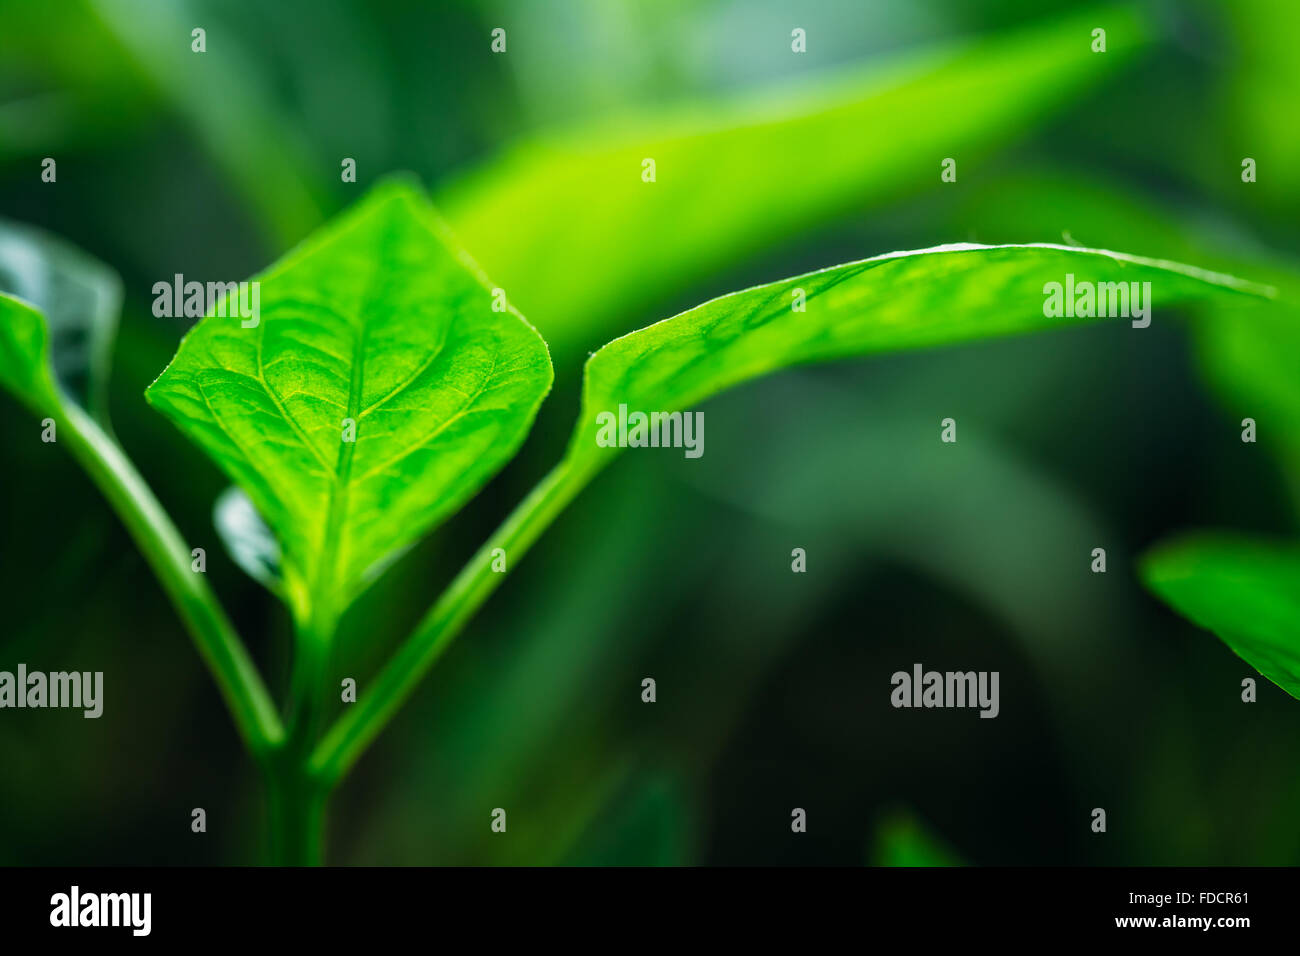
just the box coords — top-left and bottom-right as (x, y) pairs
(0, 0), (1297, 864)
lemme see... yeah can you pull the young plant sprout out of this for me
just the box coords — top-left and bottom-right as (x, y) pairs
(0, 180), (1271, 864)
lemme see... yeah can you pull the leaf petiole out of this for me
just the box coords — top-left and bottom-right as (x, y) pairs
(309, 452), (603, 784)
(57, 400), (284, 759)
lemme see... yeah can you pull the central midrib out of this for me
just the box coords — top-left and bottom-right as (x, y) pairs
(315, 231), (388, 613)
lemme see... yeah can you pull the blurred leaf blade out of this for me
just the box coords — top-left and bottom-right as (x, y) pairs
(442, 4), (1152, 363)
(0, 241), (283, 755)
(86, 0), (326, 247)
(918, 162), (1300, 508)
(1142, 533), (1300, 700)
(0, 220), (121, 423)
(214, 486), (284, 597)
(1193, 296), (1300, 506)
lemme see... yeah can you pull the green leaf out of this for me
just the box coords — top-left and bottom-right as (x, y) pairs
(0, 294), (56, 413)
(312, 241), (1271, 784)
(1141, 533), (1300, 700)
(567, 243), (1272, 467)
(1192, 290), (1300, 504)
(0, 219), (121, 421)
(0, 231), (282, 755)
(85, 0), (326, 248)
(214, 486), (284, 598)
(441, 5), (1151, 364)
(146, 179), (554, 625)
(928, 162), (1300, 505)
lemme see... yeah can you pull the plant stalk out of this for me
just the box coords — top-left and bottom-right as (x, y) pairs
(266, 760), (327, 866)
(59, 401), (284, 759)
(309, 454), (604, 784)
(266, 597), (340, 864)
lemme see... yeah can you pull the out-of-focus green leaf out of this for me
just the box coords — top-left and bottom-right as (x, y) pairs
(0, 220), (121, 423)
(147, 180), (553, 625)
(441, 5), (1152, 363)
(86, 0), (326, 247)
(1141, 533), (1300, 699)
(1194, 297), (1300, 497)
(0, 232), (284, 754)
(567, 243), (1271, 468)
(933, 165), (1300, 508)
(0, 3), (150, 157)
(214, 486), (283, 597)
(871, 809), (964, 866)
(1199, 0), (1300, 225)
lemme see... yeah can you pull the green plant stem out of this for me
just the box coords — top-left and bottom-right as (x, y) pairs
(266, 758), (327, 866)
(271, 609), (336, 863)
(309, 454), (604, 784)
(59, 402), (284, 760)
(285, 610), (335, 758)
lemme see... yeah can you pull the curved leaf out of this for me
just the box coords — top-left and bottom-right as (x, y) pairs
(442, 5), (1151, 363)
(147, 179), (554, 625)
(214, 486), (284, 597)
(0, 219), (121, 422)
(567, 243), (1272, 467)
(1141, 533), (1300, 700)
(311, 240), (1274, 783)
(0, 294), (57, 413)
(0, 242), (282, 752)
